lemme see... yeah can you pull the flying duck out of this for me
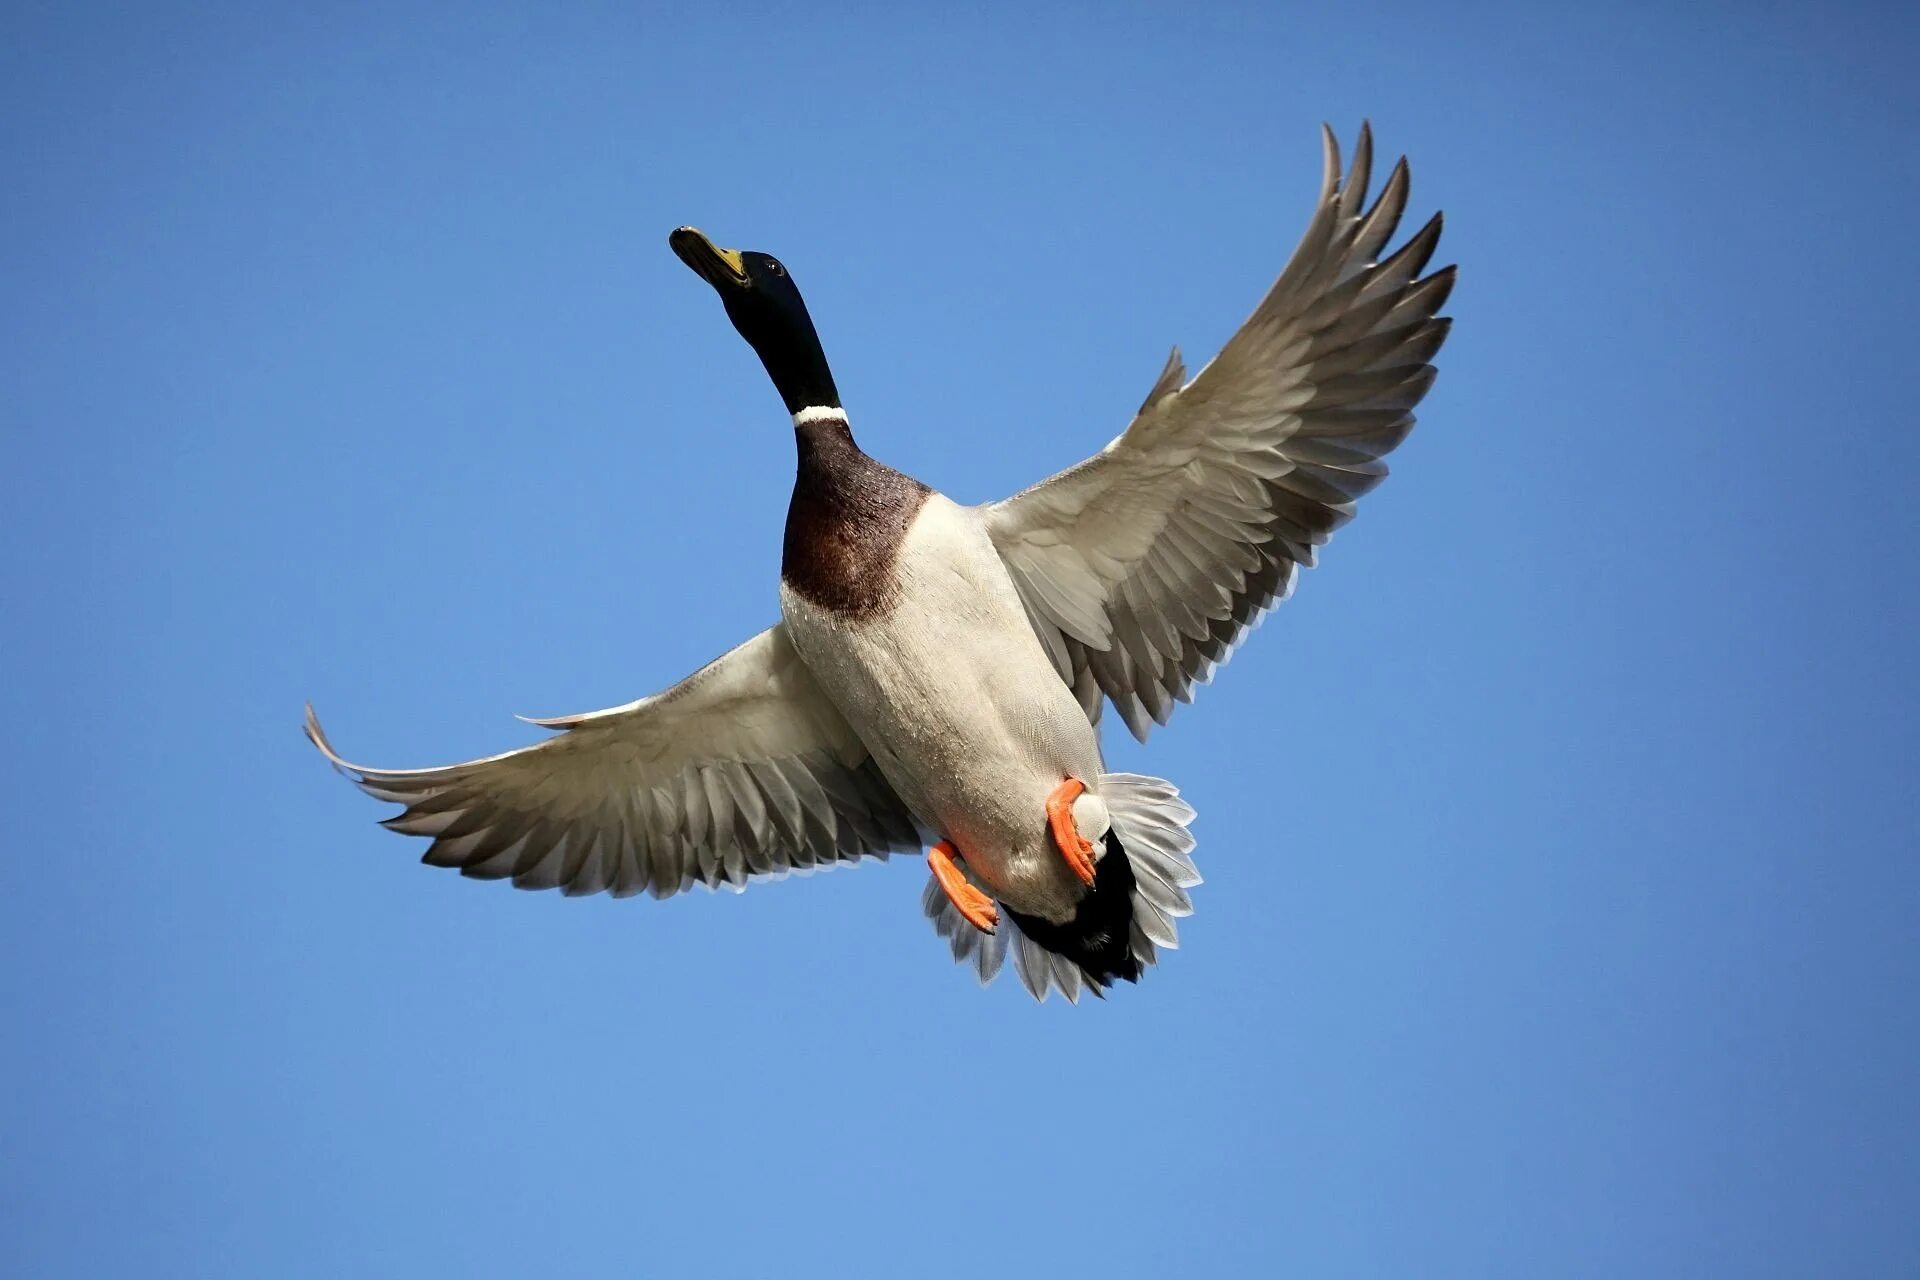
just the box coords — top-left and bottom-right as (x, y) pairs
(306, 124), (1453, 1002)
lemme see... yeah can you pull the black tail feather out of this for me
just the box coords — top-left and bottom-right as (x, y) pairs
(1004, 827), (1141, 990)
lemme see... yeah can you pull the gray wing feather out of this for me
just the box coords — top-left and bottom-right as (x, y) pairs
(307, 624), (921, 899)
(985, 123), (1453, 739)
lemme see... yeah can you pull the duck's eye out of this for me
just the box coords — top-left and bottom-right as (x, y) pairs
(766, 259), (785, 276)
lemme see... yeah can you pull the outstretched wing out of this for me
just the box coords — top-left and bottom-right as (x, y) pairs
(307, 624), (922, 898)
(985, 123), (1453, 740)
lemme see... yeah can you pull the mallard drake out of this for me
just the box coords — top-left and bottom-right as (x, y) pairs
(307, 123), (1452, 1002)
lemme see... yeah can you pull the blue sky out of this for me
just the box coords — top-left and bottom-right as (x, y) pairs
(3, 3), (1916, 1276)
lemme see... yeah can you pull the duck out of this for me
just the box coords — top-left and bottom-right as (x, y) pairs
(306, 123), (1453, 1002)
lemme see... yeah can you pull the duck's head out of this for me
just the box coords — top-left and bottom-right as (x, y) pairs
(670, 226), (840, 420)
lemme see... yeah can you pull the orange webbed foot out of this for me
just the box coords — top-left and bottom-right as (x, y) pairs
(929, 840), (998, 933)
(1047, 777), (1098, 885)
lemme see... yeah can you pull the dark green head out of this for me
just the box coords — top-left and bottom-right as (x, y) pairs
(669, 226), (840, 418)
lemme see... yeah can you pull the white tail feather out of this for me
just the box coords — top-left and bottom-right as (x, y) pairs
(921, 772), (1200, 1003)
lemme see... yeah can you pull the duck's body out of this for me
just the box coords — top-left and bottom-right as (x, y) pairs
(306, 124), (1454, 1002)
(779, 430), (1105, 924)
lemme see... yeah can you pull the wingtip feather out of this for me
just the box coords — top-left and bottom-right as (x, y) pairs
(304, 703), (358, 778)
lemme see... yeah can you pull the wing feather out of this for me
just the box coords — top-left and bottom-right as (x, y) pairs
(306, 624), (920, 898)
(984, 124), (1452, 739)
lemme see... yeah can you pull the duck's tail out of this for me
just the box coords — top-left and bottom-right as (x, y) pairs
(922, 772), (1201, 1004)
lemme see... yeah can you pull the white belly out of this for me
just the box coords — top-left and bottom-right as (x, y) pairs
(780, 494), (1103, 919)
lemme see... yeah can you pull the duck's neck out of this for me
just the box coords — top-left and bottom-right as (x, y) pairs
(727, 291), (839, 418)
(790, 405), (871, 505)
(791, 404), (860, 472)
(792, 403), (855, 438)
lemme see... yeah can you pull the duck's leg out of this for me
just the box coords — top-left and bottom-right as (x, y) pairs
(928, 840), (998, 932)
(1047, 777), (1099, 885)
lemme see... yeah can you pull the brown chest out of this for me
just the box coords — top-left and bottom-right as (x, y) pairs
(780, 422), (930, 620)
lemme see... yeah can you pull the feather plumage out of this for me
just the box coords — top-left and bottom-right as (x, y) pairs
(985, 122), (1452, 740)
(307, 625), (922, 899)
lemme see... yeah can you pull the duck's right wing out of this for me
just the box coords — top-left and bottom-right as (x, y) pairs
(306, 624), (922, 898)
(984, 123), (1452, 740)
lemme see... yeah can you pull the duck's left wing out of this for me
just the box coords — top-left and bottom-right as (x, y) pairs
(306, 624), (922, 898)
(983, 123), (1453, 740)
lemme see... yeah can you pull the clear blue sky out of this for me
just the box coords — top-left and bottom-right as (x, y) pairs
(3, 4), (1916, 1276)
